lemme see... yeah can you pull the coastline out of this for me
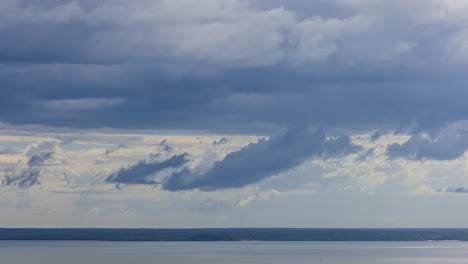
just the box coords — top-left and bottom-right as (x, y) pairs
(1, 228), (468, 242)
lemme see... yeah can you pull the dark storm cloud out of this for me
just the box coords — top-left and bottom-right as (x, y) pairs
(163, 128), (362, 191)
(1, 0), (468, 134)
(106, 153), (189, 185)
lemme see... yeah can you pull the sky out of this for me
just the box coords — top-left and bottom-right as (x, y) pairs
(2, 0), (468, 228)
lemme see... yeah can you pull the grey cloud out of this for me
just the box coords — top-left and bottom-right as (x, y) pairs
(3, 168), (40, 187)
(163, 145), (173, 153)
(28, 152), (54, 166)
(160, 140), (173, 153)
(187, 199), (233, 212)
(163, 128), (362, 191)
(0, 148), (21, 155)
(2, 146), (58, 187)
(213, 137), (230, 146)
(0, 0), (452, 72)
(252, 0), (354, 19)
(387, 122), (468, 161)
(42, 98), (125, 111)
(441, 188), (468, 194)
(54, 133), (144, 146)
(104, 144), (126, 155)
(106, 153), (189, 185)
(150, 153), (161, 159)
(2, 0), (468, 148)
(371, 131), (384, 141)
(25, 141), (57, 157)
(356, 148), (375, 162)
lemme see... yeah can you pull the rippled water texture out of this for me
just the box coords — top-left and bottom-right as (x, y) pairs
(1, 241), (468, 264)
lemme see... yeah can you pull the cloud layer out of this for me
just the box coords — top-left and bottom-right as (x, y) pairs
(1, 0), (468, 133)
(388, 121), (468, 161)
(164, 128), (361, 191)
(3, 0), (468, 228)
(106, 153), (189, 185)
(3, 167), (40, 187)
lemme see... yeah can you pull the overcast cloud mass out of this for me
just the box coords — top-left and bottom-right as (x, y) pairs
(2, 0), (468, 228)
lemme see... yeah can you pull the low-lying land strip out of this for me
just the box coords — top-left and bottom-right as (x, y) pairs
(1, 228), (468, 241)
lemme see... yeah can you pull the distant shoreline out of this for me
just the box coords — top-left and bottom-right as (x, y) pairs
(2, 228), (468, 242)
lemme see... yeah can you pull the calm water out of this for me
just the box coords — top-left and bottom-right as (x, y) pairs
(1, 241), (468, 263)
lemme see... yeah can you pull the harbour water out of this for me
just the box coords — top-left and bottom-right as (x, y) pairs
(1, 240), (468, 263)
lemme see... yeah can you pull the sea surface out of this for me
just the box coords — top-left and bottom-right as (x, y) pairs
(1, 240), (468, 263)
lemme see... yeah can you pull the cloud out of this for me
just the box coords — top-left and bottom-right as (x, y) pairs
(442, 187), (468, 194)
(28, 152), (54, 166)
(1, 141), (62, 187)
(213, 137), (230, 145)
(236, 189), (282, 208)
(2, 0), (468, 134)
(3, 167), (40, 187)
(387, 121), (468, 160)
(371, 131), (384, 141)
(356, 148), (374, 162)
(163, 128), (362, 191)
(104, 144), (126, 156)
(0, 0), (367, 67)
(0, 0), (456, 71)
(41, 98), (125, 111)
(25, 141), (57, 157)
(159, 140), (173, 153)
(0, 148), (21, 155)
(106, 153), (189, 185)
(411, 185), (437, 195)
(3, 0), (468, 200)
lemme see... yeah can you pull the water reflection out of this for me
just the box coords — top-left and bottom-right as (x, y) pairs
(1, 241), (467, 264)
